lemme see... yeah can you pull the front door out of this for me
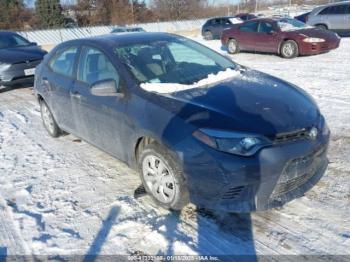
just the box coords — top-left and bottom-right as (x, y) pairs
(71, 46), (127, 159)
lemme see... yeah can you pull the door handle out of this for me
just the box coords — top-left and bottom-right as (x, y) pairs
(71, 91), (82, 99)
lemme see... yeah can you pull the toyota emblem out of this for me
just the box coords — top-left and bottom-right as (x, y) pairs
(309, 127), (318, 140)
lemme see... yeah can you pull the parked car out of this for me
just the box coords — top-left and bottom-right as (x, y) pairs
(235, 13), (258, 21)
(295, 11), (311, 23)
(34, 33), (330, 212)
(221, 17), (340, 58)
(0, 31), (47, 87)
(202, 16), (243, 40)
(111, 27), (146, 34)
(301, 1), (350, 33)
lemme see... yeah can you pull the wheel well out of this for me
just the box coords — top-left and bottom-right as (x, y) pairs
(134, 136), (156, 163)
(37, 94), (44, 102)
(315, 23), (328, 29)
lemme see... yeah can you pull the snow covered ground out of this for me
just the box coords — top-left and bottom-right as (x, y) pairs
(0, 37), (349, 258)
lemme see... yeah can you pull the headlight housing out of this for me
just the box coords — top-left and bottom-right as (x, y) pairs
(0, 62), (11, 71)
(303, 37), (325, 43)
(193, 128), (272, 156)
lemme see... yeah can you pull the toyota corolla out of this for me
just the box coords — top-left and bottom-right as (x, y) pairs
(34, 33), (329, 212)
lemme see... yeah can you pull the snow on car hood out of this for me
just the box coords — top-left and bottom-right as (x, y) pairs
(140, 68), (241, 94)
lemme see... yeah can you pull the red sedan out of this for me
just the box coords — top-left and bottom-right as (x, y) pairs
(221, 17), (341, 58)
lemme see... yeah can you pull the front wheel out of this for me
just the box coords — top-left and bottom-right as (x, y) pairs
(280, 40), (299, 59)
(316, 24), (328, 30)
(40, 100), (61, 138)
(227, 39), (240, 54)
(139, 143), (189, 210)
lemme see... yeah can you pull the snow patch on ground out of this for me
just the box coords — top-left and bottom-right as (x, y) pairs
(0, 37), (350, 256)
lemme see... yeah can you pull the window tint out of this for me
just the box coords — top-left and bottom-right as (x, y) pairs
(319, 5), (347, 15)
(49, 46), (78, 77)
(0, 33), (30, 49)
(258, 22), (274, 33)
(168, 42), (216, 66)
(239, 21), (258, 32)
(78, 47), (119, 86)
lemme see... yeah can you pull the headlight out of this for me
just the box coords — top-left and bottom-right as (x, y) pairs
(303, 37), (325, 43)
(193, 128), (272, 156)
(0, 62), (11, 71)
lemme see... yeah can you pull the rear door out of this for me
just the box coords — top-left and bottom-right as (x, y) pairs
(71, 46), (127, 159)
(255, 21), (280, 53)
(318, 4), (347, 30)
(44, 46), (79, 132)
(236, 21), (259, 51)
(345, 4), (350, 31)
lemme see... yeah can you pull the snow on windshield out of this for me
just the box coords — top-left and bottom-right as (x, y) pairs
(140, 68), (241, 94)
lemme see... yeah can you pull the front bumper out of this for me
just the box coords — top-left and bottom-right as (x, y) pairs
(174, 130), (329, 212)
(0, 59), (41, 86)
(299, 39), (340, 55)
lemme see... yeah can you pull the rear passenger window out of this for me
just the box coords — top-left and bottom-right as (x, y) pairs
(78, 47), (119, 86)
(239, 22), (258, 32)
(258, 22), (274, 33)
(319, 5), (347, 15)
(49, 46), (78, 77)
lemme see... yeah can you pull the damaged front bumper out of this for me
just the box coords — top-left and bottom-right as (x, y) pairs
(174, 129), (329, 213)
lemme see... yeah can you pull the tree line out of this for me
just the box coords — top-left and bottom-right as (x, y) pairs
(0, 0), (332, 31)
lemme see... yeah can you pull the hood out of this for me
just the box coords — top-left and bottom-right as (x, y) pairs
(0, 45), (47, 64)
(152, 69), (320, 137)
(290, 28), (338, 41)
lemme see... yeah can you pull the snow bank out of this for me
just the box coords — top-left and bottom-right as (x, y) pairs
(140, 68), (241, 94)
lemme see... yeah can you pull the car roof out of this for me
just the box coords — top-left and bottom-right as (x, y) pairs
(58, 32), (180, 49)
(320, 0), (350, 7)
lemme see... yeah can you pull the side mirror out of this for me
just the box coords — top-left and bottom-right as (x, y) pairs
(90, 79), (120, 97)
(268, 31), (277, 35)
(30, 42), (38, 46)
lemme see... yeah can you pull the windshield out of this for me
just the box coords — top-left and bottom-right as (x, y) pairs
(115, 38), (236, 85)
(0, 33), (31, 49)
(277, 18), (311, 31)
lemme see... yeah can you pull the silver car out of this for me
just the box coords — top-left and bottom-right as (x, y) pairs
(0, 31), (47, 87)
(306, 1), (350, 33)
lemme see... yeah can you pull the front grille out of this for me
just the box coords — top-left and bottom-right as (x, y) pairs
(221, 186), (245, 200)
(271, 147), (327, 198)
(13, 59), (41, 65)
(274, 128), (309, 143)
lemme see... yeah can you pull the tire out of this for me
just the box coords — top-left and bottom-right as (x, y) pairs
(40, 100), (61, 138)
(138, 143), (189, 210)
(316, 24), (328, 30)
(204, 31), (213, 40)
(280, 40), (299, 59)
(227, 38), (240, 54)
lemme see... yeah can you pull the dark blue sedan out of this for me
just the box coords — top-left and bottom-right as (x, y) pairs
(34, 33), (329, 212)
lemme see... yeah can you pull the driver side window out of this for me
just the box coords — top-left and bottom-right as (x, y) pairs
(78, 47), (119, 86)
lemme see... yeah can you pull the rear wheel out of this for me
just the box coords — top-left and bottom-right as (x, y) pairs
(280, 40), (299, 59)
(316, 24), (328, 30)
(204, 31), (213, 40)
(139, 143), (189, 210)
(40, 100), (61, 138)
(227, 39), (240, 54)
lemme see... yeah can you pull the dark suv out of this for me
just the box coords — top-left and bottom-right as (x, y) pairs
(202, 14), (257, 40)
